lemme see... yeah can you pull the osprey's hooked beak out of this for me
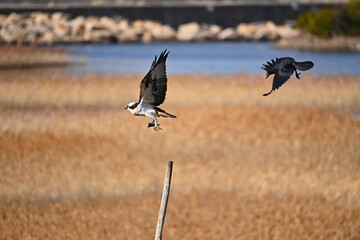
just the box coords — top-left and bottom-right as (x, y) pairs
(125, 106), (128, 110)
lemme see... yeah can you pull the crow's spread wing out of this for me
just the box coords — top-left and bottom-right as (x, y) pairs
(262, 57), (297, 96)
(263, 64), (295, 96)
(273, 66), (295, 90)
(138, 49), (170, 106)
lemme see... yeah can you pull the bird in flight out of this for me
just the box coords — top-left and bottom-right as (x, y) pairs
(125, 49), (176, 131)
(261, 57), (314, 96)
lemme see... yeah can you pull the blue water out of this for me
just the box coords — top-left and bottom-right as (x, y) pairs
(68, 42), (360, 75)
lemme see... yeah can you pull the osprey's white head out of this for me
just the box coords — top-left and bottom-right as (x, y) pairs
(125, 102), (138, 115)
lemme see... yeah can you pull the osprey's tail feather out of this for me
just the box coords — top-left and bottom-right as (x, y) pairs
(159, 111), (176, 118)
(294, 61), (314, 71)
(155, 107), (176, 118)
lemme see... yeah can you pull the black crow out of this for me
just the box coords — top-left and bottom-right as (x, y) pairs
(261, 57), (314, 96)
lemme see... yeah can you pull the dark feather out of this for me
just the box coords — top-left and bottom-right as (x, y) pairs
(138, 49), (170, 106)
(129, 102), (138, 109)
(263, 89), (273, 96)
(155, 106), (176, 118)
(273, 65), (295, 89)
(293, 61), (314, 71)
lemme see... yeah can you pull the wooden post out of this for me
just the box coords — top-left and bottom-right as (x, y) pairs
(154, 161), (173, 240)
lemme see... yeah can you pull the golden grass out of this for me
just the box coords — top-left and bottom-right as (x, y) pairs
(0, 46), (78, 68)
(0, 73), (359, 239)
(0, 73), (359, 110)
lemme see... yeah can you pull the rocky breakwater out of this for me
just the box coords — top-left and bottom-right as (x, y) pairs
(0, 12), (299, 44)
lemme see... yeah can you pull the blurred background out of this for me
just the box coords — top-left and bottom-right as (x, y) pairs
(0, 1), (360, 239)
(0, 0), (359, 75)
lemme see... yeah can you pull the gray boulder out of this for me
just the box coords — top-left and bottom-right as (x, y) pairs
(151, 24), (175, 41)
(1, 23), (26, 43)
(70, 16), (86, 36)
(236, 23), (257, 40)
(117, 28), (139, 42)
(99, 16), (118, 32)
(176, 22), (200, 41)
(117, 19), (129, 32)
(217, 28), (237, 41)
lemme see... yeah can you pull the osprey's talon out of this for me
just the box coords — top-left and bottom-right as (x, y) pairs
(154, 125), (162, 131)
(295, 72), (301, 79)
(148, 121), (155, 128)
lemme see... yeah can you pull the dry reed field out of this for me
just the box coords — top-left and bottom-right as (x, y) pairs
(0, 72), (360, 239)
(0, 46), (77, 68)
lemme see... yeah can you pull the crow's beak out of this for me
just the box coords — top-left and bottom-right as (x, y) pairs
(265, 73), (270, 79)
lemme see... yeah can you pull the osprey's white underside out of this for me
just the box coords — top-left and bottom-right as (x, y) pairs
(127, 101), (161, 127)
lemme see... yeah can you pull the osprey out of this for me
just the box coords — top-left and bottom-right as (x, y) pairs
(125, 49), (176, 131)
(261, 57), (314, 96)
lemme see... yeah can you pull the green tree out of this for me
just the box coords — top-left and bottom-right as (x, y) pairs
(296, 0), (360, 37)
(345, 0), (360, 35)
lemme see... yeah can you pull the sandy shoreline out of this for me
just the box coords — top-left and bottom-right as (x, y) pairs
(274, 34), (360, 52)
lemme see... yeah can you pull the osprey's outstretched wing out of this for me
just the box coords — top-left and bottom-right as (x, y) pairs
(138, 49), (169, 106)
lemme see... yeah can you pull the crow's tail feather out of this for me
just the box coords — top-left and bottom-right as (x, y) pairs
(294, 61), (314, 71)
(263, 89), (273, 96)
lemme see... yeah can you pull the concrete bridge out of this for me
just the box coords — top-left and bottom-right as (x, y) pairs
(0, 1), (344, 27)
